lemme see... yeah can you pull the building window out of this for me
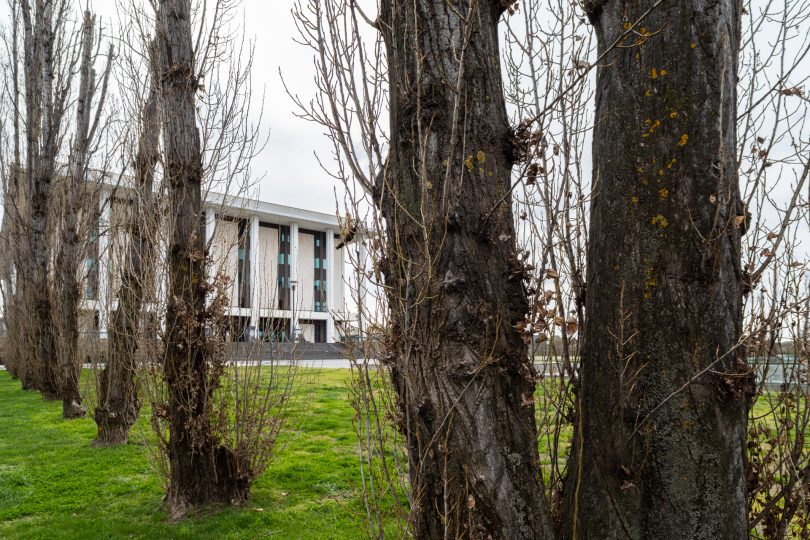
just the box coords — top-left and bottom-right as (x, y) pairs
(278, 225), (291, 310)
(85, 202), (101, 301)
(237, 219), (251, 309)
(313, 232), (327, 312)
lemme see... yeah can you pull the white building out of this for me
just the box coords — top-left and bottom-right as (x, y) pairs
(81, 182), (356, 344)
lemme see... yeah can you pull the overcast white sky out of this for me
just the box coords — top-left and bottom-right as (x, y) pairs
(88, 0), (346, 216)
(7, 0), (807, 241)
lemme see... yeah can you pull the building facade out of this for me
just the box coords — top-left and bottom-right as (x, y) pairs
(80, 184), (354, 344)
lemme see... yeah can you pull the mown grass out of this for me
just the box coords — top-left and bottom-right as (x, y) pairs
(0, 368), (379, 539)
(1, 366), (798, 539)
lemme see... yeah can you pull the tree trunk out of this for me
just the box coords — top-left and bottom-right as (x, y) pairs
(154, 0), (249, 516)
(56, 10), (98, 420)
(377, 2), (554, 537)
(0, 1), (22, 380)
(94, 76), (159, 446)
(561, 2), (748, 538)
(21, 0), (60, 398)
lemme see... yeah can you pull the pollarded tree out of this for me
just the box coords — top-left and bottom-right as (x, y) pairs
(93, 61), (158, 446)
(297, 0), (556, 536)
(153, 0), (248, 515)
(17, 0), (73, 397)
(55, 9), (114, 419)
(562, 1), (749, 538)
(374, 2), (556, 536)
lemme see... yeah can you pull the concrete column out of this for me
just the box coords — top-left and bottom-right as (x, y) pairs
(97, 188), (111, 339)
(204, 208), (216, 250)
(325, 228), (335, 342)
(249, 215), (260, 340)
(357, 239), (368, 336)
(204, 209), (216, 307)
(290, 222), (299, 339)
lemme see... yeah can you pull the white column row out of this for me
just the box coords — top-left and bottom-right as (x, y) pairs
(357, 239), (368, 336)
(290, 222), (299, 340)
(325, 228), (335, 342)
(204, 208), (216, 307)
(249, 215), (260, 339)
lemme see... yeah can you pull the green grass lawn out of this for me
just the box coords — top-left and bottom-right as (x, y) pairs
(0, 369), (378, 539)
(1, 366), (798, 539)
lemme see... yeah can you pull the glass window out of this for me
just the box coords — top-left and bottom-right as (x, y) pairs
(278, 253), (285, 265)
(314, 258), (320, 269)
(322, 259), (327, 270)
(315, 238), (321, 247)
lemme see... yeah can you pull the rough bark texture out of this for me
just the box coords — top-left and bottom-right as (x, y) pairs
(56, 10), (98, 420)
(377, 2), (554, 538)
(562, 1), (748, 538)
(20, 0), (64, 398)
(93, 82), (158, 446)
(2, 3), (23, 381)
(155, 0), (248, 515)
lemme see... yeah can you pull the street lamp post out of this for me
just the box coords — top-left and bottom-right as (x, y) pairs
(290, 279), (298, 342)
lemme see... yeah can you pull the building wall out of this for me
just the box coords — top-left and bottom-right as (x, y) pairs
(210, 219), (239, 307)
(108, 199), (131, 296)
(333, 243), (346, 314)
(256, 226), (279, 310)
(297, 232), (315, 311)
(300, 322), (315, 343)
(75, 182), (357, 344)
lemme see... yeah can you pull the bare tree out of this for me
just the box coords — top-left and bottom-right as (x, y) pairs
(153, 0), (250, 515)
(93, 46), (158, 445)
(295, 0), (555, 536)
(295, 0), (809, 536)
(16, 0), (77, 396)
(54, 9), (113, 419)
(0, 0), (25, 382)
(736, 3), (810, 536)
(1, 0), (114, 410)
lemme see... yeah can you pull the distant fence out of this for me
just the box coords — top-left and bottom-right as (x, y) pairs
(530, 355), (806, 391)
(752, 356), (806, 391)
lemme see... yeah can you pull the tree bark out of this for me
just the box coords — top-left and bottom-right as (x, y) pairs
(94, 72), (159, 446)
(562, 2), (748, 538)
(377, 2), (554, 537)
(0, 1), (21, 377)
(56, 10), (98, 420)
(154, 0), (249, 516)
(20, 0), (64, 398)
